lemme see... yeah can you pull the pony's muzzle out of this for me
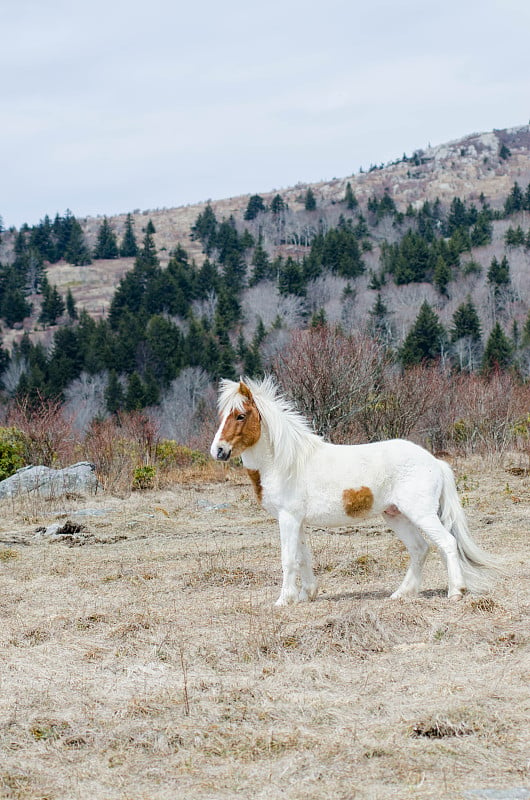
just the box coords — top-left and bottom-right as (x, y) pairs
(213, 443), (231, 461)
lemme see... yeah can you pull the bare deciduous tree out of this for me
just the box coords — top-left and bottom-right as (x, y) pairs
(271, 325), (386, 442)
(156, 367), (213, 445)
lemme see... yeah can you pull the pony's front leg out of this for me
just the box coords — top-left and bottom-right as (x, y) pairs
(275, 510), (307, 606)
(297, 529), (318, 602)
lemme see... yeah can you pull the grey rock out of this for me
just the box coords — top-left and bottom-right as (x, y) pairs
(0, 462), (99, 499)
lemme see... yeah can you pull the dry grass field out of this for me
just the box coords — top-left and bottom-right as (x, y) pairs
(0, 456), (529, 800)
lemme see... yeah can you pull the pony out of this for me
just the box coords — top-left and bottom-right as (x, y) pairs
(210, 376), (500, 606)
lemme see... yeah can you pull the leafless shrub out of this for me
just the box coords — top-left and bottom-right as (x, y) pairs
(272, 325), (387, 441)
(7, 394), (80, 467)
(356, 364), (449, 444)
(448, 370), (530, 455)
(84, 412), (159, 495)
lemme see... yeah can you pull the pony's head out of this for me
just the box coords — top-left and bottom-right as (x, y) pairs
(210, 379), (262, 461)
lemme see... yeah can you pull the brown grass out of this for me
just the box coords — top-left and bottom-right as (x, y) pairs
(0, 456), (528, 799)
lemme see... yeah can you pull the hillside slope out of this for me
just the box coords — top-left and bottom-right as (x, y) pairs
(16, 125), (530, 323)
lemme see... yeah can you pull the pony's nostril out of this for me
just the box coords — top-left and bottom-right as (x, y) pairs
(217, 446), (229, 461)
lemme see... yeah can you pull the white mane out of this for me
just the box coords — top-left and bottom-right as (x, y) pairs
(217, 375), (321, 476)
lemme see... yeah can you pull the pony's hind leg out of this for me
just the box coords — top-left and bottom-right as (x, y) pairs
(384, 512), (429, 599)
(406, 511), (466, 600)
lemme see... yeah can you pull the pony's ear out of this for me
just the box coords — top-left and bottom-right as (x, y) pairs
(239, 380), (253, 401)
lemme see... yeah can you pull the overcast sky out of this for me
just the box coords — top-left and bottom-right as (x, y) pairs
(2, 0), (530, 229)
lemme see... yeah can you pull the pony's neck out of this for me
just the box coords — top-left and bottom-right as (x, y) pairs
(242, 416), (320, 479)
(241, 428), (274, 473)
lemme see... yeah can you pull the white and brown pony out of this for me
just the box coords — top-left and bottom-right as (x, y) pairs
(210, 376), (499, 606)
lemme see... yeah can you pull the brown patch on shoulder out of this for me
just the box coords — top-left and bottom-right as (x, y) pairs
(246, 469), (263, 504)
(343, 486), (374, 517)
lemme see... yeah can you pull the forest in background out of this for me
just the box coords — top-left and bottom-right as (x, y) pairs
(1, 129), (530, 472)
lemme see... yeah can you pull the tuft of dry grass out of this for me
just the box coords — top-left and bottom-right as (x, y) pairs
(0, 455), (528, 799)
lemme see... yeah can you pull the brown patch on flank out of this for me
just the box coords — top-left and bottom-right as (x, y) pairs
(246, 469), (263, 504)
(343, 486), (374, 517)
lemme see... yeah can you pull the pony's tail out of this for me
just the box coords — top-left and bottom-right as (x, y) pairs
(437, 459), (503, 594)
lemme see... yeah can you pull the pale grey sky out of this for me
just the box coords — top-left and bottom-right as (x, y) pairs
(2, 0), (530, 229)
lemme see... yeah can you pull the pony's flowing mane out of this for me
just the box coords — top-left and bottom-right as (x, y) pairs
(218, 376), (321, 476)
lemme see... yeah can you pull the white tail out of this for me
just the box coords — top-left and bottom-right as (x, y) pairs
(438, 459), (502, 593)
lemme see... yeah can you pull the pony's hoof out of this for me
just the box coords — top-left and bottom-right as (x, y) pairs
(275, 592), (297, 607)
(299, 585), (318, 602)
(390, 588), (417, 600)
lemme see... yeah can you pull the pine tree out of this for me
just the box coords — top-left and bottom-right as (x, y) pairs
(400, 302), (446, 367)
(433, 255), (451, 296)
(125, 372), (146, 411)
(64, 217), (92, 265)
(66, 288), (78, 320)
(482, 323), (513, 373)
(270, 194), (286, 215)
(451, 299), (481, 342)
(120, 213), (138, 257)
(244, 195), (266, 220)
(504, 181), (523, 214)
(278, 257), (305, 296)
(38, 277), (65, 325)
(344, 182), (358, 210)
(304, 188), (317, 211)
(105, 370), (124, 413)
(0, 272), (32, 327)
(249, 240), (272, 285)
(93, 217), (119, 259)
(487, 255), (510, 291)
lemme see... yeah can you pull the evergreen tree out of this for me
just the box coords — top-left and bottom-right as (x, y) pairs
(433, 255), (451, 296)
(470, 210), (493, 247)
(304, 188), (317, 211)
(190, 204), (218, 255)
(64, 217), (92, 265)
(120, 213), (138, 257)
(270, 194), (286, 215)
(66, 288), (78, 320)
(125, 372), (146, 411)
(47, 326), (83, 394)
(400, 302), (446, 366)
(105, 370), (124, 413)
(504, 182), (523, 215)
(244, 194), (266, 220)
(482, 323), (513, 373)
(344, 182), (358, 210)
(38, 276), (65, 325)
(249, 240), (272, 285)
(0, 272), (31, 327)
(451, 299), (481, 342)
(487, 255), (510, 290)
(93, 217), (119, 259)
(504, 225), (526, 247)
(278, 257), (305, 296)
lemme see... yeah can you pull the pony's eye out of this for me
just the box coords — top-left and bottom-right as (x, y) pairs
(236, 413), (246, 421)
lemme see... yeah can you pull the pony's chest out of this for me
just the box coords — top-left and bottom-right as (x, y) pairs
(245, 468), (288, 517)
